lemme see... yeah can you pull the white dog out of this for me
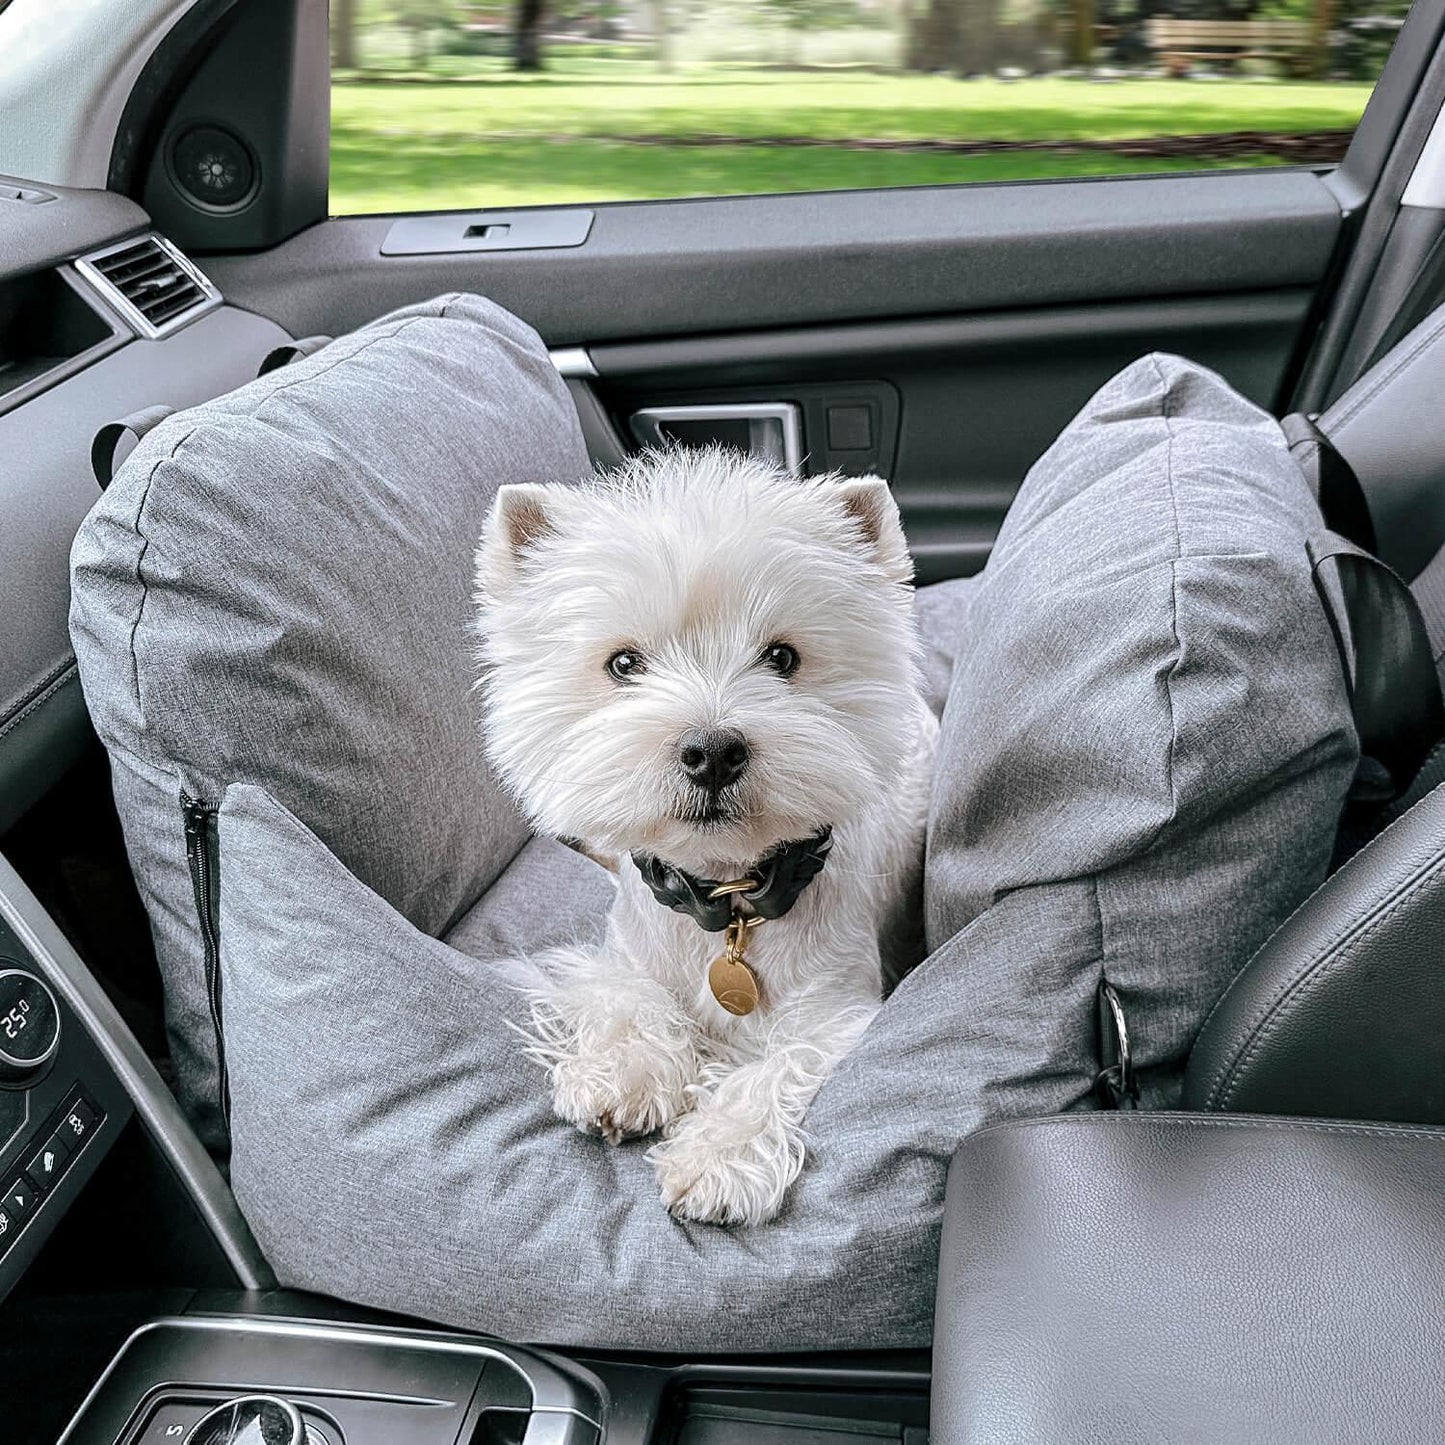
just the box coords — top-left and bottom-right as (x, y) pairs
(475, 448), (937, 1226)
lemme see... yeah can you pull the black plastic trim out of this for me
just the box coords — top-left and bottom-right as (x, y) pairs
(1293, 0), (1445, 410)
(107, 0), (246, 196)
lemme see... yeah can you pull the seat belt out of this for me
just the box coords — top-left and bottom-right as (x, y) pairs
(1282, 412), (1377, 554)
(1282, 411), (1445, 855)
(1307, 532), (1445, 811)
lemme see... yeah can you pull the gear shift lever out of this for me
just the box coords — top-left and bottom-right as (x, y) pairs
(185, 1395), (313, 1445)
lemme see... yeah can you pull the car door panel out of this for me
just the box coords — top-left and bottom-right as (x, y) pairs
(207, 169), (1341, 344)
(584, 292), (1315, 581)
(211, 171), (1338, 583)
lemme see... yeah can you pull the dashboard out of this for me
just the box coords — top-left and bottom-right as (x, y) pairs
(0, 170), (291, 836)
(0, 170), (629, 1445)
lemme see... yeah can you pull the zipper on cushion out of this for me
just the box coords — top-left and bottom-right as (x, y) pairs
(182, 793), (228, 1128)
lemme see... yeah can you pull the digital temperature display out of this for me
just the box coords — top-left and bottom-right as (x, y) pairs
(0, 998), (29, 1040)
(0, 969), (59, 1079)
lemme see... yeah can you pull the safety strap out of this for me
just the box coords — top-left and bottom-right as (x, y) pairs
(1409, 543), (1445, 687)
(1281, 412), (1377, 554)
(1283, 412), (1445, 814)
(258, 334), (333, 377)
(90, 405), (176, 488)
(1309, 532), (1445, 808)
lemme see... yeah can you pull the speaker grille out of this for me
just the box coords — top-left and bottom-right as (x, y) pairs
(171, 126), (257, 210)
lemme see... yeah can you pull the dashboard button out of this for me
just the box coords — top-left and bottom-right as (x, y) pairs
(0, 1204), (17, 1253)
(0, 968), (60, 1089)
(59, 1097), (99, 1147)
(2, 1176), (36, 1221)
(23, 1129), (69, 1193)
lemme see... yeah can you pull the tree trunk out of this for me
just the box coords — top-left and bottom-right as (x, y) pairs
(1071, 0), (1095, 67)
(906, 0), (960, 71)
(514, 0), (546, 71)
(955, 0), (996, 76)
(650, 0), (675, 73)
(1308, 0), (1335, 79)
(332, 0), (359, 71)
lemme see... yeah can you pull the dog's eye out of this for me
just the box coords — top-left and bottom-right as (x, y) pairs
(606, 649), (646, 684)
(763, 642), (800, 678)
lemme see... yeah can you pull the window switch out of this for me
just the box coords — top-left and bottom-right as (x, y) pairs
(826, 404), (873, 452)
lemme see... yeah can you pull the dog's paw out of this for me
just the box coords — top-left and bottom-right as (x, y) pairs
(535, 1012), (696, 1144)
(649, 1102), (804, 1226)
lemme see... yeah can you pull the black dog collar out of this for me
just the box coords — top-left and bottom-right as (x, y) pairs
(631, 827), (834, 933)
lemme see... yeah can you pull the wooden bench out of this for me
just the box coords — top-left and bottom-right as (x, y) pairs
(1145, 18), (1314, 76)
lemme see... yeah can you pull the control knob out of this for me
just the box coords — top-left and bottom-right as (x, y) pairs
(186, 1395), (333, 1444)
(0, 967), (59, 1089)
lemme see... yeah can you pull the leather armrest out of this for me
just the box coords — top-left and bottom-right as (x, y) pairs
(934, 1113), (1445, 1444)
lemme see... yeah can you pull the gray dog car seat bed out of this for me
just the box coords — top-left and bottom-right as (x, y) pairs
(71, 296), (1358, 1351)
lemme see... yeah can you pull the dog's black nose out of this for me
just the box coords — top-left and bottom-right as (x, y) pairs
(678, 727), (749, 793)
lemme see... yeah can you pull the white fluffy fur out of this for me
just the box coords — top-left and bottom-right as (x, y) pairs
(475, 448), (937, 1226)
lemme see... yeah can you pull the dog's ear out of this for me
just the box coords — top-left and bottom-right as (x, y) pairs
(832, 476), (912, 584)
(477, 483), (560, 599)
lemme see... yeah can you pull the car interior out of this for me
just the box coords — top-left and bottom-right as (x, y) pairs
(7, 0), (1445, 1440)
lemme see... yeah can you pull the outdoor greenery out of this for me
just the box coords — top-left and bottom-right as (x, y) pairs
(327, 1), (1390, 215)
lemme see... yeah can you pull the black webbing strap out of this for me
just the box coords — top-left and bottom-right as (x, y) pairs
(1282, 412), (1377, 554)
(1366, 545), (1445, 832)
(1309, 532), (1445, 827)
(258, 334), (333, 377)
(90, 405), (176, 488)
(1409, 543), (1445, 686)
(1285, 411), (1445, 842)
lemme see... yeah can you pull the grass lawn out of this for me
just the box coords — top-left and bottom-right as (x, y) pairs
(330, 63), (1374, 214)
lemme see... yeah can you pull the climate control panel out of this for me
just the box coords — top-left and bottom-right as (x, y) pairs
(0, 912), (130, 1301)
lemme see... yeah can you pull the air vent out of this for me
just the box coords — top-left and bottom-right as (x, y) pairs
(73, 233), (221, 340)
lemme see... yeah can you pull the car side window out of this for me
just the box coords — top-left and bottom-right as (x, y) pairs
(328, 0), (1410, 216)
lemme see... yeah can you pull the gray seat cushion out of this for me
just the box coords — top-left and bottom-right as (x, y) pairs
(69, 294), (589, 1148)
(125, 343), (1356, 1350)
(928, 352), (1361, 1106)
(442, 836), (611, 963)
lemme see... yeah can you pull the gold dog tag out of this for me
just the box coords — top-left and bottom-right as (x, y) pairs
(708, 953), (761, 1016)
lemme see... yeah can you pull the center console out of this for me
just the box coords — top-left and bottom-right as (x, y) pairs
(58, 1313), (603, 1445)
(53, 1300), (933, 1445)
